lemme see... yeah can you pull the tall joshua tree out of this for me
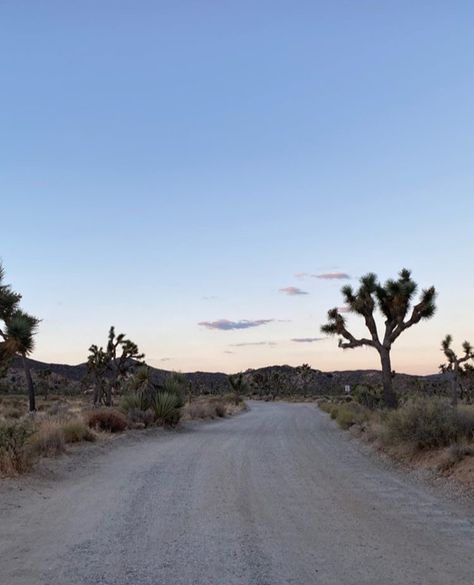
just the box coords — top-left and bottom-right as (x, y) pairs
(0, 262), (40, 411)
(440, 335), (474, 406)
(87, 326), (145, 406)
(321, 269), (436, 408)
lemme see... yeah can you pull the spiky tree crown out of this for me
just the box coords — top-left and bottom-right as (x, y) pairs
(322, 269), (436, 350)
(0, 262), (40, 359)
(440, 334), (474, 371)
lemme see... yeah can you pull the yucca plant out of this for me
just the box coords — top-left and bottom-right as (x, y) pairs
(151, 392), (181, 426)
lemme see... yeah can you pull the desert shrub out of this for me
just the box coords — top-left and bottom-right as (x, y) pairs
(162, 375), (186, 408)
(0, 419), (34, 474)
(46, 401), (71, 417)
(318, 400), (333, 414)
(438, 442), (474, 471)
(152, 392), (182, 426)
(31, 420), (66, 457)
(334, 402), (367, 430)
(2, 406), (24, 419)
(352, 385), (383, 409)
(86, 408), (128, 433)
(214, 400), (226, 417)
(119, 393), (143, 413)
(126, 408), (155, 428)
(455, 405), (474, 440)
(187, 402), (208, 419)
(383, 398), (473, 450)
(61, 419), (96, 443)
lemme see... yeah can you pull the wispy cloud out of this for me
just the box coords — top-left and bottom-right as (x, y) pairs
(338, 306), (351, 313)
(224, 350), (234, 354)
(279, 286), (308, 296)
(159, 357), (172, 361)
(292, 337), (325, 343)
(198, 318), (274, 330)
(229, 341), (277, 347)
(313, 272), (350, 280)
(202, 295), (219, 301)
(294, 272), (308, 278)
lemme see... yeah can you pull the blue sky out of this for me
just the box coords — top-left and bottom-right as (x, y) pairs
(1, 1), (473, 374)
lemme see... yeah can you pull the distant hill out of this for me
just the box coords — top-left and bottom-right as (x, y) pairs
(2, 357), (446, 397)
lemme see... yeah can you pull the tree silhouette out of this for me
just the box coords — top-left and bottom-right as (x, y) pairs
(440, 335), (474, 406)
(322, 269), (436, 408)
(0, 262), (40, 411)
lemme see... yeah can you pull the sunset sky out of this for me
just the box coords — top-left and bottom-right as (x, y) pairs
(2, 2), (473, 374)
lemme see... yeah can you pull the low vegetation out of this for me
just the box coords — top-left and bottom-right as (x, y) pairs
(319, 394), (474, 484)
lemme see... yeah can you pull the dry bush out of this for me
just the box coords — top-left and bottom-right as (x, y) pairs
(30, 420), (66, 457)
(0, 419), (34, 474)
(214, 400), (227, 418)
(61, 418), (96, 443)
(85, 408), (128, 433)
(186, 402), (209, 419)
(438, 442), (474, 471)
(383, 398), (473, 450)
(126, 408), (155, 428)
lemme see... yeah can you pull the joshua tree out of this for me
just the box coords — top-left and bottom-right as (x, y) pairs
(0, 262), (40, 411)
(87, 326), (145, 406)
(228, 372), (247, 405)
(297, 363), (313, 397)
(321, 269), (436, 408)
(440, 335), (474, 406)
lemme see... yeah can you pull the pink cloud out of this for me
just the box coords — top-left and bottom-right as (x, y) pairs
(279, 286), (308, 296)
(198, 319), (274, 330)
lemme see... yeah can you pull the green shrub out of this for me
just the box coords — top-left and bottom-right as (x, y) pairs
(0, 420), (34, 474)
(119, 393), (143, 413)
(61, 419), (96, 443)
(384, 398), (473, 450)
(334, 402), (367, 430)
(86, 408), (128, 433)
(162, 375), (186, 408)
(352, 385), (383, 409)
(152, 392), (182, 426)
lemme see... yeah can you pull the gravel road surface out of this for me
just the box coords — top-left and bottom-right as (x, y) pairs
(1, 402), (474, 585)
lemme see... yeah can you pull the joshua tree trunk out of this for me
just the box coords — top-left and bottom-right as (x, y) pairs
(451, 366), (459, 407)
(22, 353), (36, 412)
(379, 347), (397, 409)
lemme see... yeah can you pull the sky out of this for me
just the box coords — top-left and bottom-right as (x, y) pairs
(1, 1), (473, 375)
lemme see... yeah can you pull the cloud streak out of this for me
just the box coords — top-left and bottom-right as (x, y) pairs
(292, 337), (325, 343)
(279, 286), (308, 296)
(313, 272), (350, 280)
(198, 319), (274, 330)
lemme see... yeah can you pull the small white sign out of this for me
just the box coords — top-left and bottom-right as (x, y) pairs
(344, 385), (351, 394)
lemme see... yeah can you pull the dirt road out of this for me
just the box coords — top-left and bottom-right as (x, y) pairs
(1, 402), (473, 584)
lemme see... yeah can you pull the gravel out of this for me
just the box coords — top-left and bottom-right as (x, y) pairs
(1, 401), (474, 585)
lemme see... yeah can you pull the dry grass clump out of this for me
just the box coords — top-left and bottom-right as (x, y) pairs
(85, 408), (128, 433)
(184, 395), (246, 420)
(61, 418), (96, 443)
(30, 420), (66, 457)
(438, 442), (474, 471)
(0, 419), (34, 474)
